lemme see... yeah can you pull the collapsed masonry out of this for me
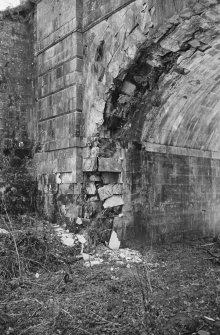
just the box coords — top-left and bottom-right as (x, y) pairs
(2, 0), (220, 244)
(81, 3), (220, 244)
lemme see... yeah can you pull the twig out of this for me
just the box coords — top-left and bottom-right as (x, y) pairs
(19, 321), (50, 335)
(201, 243), (215, 247)
(143, 263), (153, 293)
(207, 250), (220, 260)
(1, 206), (22, 278)
(89, 309), (121, 326)
(21, 256), (51, 273)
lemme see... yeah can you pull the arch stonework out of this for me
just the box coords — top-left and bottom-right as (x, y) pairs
(33, 0), (220, 243)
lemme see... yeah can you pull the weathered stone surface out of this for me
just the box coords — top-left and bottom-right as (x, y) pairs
(188, 39), (201, 48)
(83, 158), (98, 171)
(30, 0), (220, 242)
(86, 182), (97, 195)
(0, 18), (34, 148)
(102, 172), (120, 184)
(98, 158), (122, 172)
(61, 173), (75, 184)
(121, 81), (136, 96)
(73, 183), (82, 195)
(89, 174), (101, 182)
(98, 185), (112, 201)
(98, 184), (122, 201)
(103, 196), (124, 208)
(58, 184), (70, 194)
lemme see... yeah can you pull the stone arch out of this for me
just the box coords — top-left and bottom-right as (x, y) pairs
(100, 1), (220, 242)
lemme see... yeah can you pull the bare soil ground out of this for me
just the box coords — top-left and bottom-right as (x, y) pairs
(0, 217), (220, 335)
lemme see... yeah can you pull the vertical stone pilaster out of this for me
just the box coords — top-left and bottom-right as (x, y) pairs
(35, 0), (84, 219)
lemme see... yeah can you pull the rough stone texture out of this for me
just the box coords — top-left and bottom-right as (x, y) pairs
(81, 0), (220, 242)
(0, 18), (34, 147)
(10, 0), (220, 241)
(35, 0), (84, 218)
(83, 0), (148, 138)
(103, 195), (124, 209)
(98, 184), (123, 201)
(124, 147), (220, 242)
(83, 0), (188, 29)
(83, 0), (136, 28)
(82, 0), (197, 139)
(98, 158), (122, 172)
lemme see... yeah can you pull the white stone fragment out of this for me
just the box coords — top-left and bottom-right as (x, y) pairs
(61, 234), (75, 247)
(53, 225), (87, 248)
(0, 228), (9, 235)
(76, 217), (83, 225)
(109, 230), (121, 250)
(76, 234), (87, 245)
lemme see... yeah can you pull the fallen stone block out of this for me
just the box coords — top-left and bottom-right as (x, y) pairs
(98, 184), (122, 201)
(98, 185), (113, 201)
(103, 195), (124, 208)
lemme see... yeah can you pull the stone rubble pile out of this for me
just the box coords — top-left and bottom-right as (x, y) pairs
(53, 224), (142, 267)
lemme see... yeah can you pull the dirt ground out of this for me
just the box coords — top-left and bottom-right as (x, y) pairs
(0, 218), (220, 335)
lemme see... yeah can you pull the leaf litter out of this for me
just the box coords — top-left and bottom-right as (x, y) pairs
(0, 216), (220, 335)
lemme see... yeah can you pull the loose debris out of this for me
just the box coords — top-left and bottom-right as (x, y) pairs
(1, 217), (220, 335)
(83, 245), (142, 268)
(53, 222), (142, 268)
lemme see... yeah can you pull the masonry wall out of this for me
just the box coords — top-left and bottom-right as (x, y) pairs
(82, 0), (220, 243)
(83, 0), (187, 29)
(125, 147), (220, 242)
(34, 0), (220, 243)
(0, 17), (34, 149)
(83, 0), (189, 139)
(35, 0), (84, 218)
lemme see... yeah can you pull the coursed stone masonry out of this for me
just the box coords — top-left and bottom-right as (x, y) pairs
(33, 0), (220, 243)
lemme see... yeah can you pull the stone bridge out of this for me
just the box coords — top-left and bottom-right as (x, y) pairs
(1, 0), (220, 243)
